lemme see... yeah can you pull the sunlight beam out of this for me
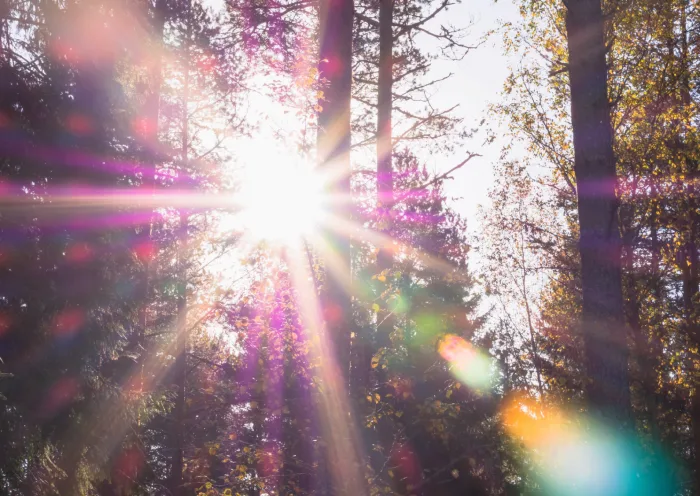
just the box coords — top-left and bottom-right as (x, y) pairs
(285, 243), (366, 495)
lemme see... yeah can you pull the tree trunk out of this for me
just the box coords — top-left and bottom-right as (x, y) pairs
(138, 0), (166, 338)
(128, 2), (167, 491)
(564, 0), (631, 423)
(372, 0), (398, 485)
(141, 0), (166, 188)
(169, 5), (191, 494)
(376, 0), (394, 347)
(317, 0), (354, 380)
(316, 3), (368, 494)
(169, 211), (189, 496)
(519, 225), (544, 397)
(135, 2), (166, 434)
(622, 226), (660, 445)
(647, 191), (662, 444)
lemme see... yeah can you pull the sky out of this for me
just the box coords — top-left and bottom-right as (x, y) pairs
(420, 0), (522, 234)
(204, 0), (524, 236)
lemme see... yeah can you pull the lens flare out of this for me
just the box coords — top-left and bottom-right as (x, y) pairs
(502, 394), (674, 495)
(438, 334), (494, 390)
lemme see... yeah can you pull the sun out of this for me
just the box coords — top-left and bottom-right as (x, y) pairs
(237, 144), (326, 244)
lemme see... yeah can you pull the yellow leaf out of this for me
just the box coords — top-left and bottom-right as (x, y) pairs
(367, 395), (373, 402)
(372, 303), (380, 313)
(395, 410), (403, 418)
(455, 382), (461, 389)
(371, 356), (380, 369)
(377, 274), (386, 282)
(374, 393), (381, 403)
(446, 389), (452, 399)
(388, 469), (394, 478)
(243, 447), (250, 453)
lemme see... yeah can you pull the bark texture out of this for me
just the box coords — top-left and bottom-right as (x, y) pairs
(169, 6), (191, 493)
(317, 0), (354, 379)
(565, 0), (631, 423)
(376, 0), (394, 345)
(316, 2), (367, 495)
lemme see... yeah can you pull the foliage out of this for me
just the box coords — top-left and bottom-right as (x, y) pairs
(0, 0), (698, 494)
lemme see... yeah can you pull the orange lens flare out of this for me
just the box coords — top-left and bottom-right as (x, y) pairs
(438, 334), (494, 391)
(501, 394), (660, 495)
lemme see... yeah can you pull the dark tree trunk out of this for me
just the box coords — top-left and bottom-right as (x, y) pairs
(137, 0), (166, 338)
(142, 0), (166, 185)
(317, 0), (354, 381)
(371, 0), (400, 486)
(169, 212), (189, 496)
(316, 3), (369, 495)
(564, 0), (631, 423)
(376, 0), (394, 348)
(169, 6), (191, 493)
(647, 191), (663, 444)
(622, 228), (660, 445)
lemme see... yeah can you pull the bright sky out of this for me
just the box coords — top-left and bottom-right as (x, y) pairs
(421, 0), (521, 234)
(204, 0), (523, 236)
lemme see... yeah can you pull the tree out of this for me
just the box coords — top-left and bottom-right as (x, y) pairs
(0, 0), (168, 492)
(317, 0), (354, 379)
(487, 0), (695, 489)
(564, 0), (631, 424)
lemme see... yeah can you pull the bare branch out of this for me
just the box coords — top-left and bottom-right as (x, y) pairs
(395, 153), (479, 204)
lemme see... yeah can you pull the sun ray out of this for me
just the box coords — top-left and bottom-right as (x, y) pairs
(284, 242), (366, 494)
(308, 230), (356, 297)
(321, 212), (472, 283)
